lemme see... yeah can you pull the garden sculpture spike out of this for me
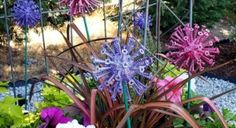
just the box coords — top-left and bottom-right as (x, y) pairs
(92, 37), (153, 128)
(12, 0), (40, 109)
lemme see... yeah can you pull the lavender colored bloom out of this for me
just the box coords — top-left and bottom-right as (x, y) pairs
(134, 12), (152, 30)
(40, 107), (72, 128)
(92, 37), (153, 101)
(203, 103), (213, 113)
(166, 24), (220, 73)
(12, 0), (40, 27)
(60, 0), (100, 15)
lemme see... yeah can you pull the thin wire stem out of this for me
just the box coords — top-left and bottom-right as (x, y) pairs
(160, 0), (185, 26)
(3, 0), (16, 98)
(102, 0), (107, 41)
(189, 0), (193, 28)
(118, 0), (123, 37)
(132, 0), (136, 34)
(156, 0), (161, 70)
(187, 0), (194, 109)
(24, 27), (29, 110)
(143, 0), (149, 47)
(122, 82), (132, 128)
(82, 16), (91, 41)
(39, 0), (49, 74)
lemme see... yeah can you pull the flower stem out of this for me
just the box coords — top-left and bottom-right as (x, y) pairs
(82, 16), (90, 41)
(187, 79), (191, 109)
(122, 82), (132, 128)
(24, 27), (29, 110)
(118, 0), (123, 37)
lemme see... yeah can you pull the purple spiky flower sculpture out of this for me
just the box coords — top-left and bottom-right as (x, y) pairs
(12, 0), (40, 27)
(134, 12), (152, 30)
(60, 0), (100, 15)
(92, 37), (153, 101)
(166, 24), (220, 73)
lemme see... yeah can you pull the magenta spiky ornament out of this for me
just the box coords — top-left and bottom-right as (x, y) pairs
(60, 0), (100, 15)
(166, 24), (220, 73)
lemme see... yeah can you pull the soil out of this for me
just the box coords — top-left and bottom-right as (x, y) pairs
(204, 39), (236, 83)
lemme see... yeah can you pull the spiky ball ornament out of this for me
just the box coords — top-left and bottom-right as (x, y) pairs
(12, 0), (40, 27)
(166, 24), (220, 73)
(60, 0), (100, 15)
(134, 12), (152, 30)
(92, 38), (153, 101)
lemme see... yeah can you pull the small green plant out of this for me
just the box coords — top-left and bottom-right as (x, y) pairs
(0, 81), (9, 93)
(0, 96), (24, 128)
(197, 108), (236, 128)
(35, 85), (73, 110)
(173, 108), (236, 128)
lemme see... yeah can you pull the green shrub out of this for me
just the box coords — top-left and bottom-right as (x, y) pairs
(149, 0), (232, 30)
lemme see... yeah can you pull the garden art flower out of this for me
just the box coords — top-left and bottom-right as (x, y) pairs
(92, 37), (153, 101)
(134, 12), (152, 30)
(12, 0), (40, 27)
(56, 119), (95, 128)
(166, 24), (220, 73)
(40, 107), (72, 128)
(155, 76), (183, 105)
(60, 0), (100, 15)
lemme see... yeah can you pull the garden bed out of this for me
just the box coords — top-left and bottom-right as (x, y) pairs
(203, 39), (236, 83)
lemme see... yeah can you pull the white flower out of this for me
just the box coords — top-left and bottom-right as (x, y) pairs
(56, 120), (96, 128)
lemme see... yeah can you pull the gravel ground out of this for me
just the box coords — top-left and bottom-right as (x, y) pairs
(194, 76), (236, 114)
(0, 82), (43, 111)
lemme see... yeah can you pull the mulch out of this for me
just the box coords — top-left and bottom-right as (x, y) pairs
(203, 39), (236, 83)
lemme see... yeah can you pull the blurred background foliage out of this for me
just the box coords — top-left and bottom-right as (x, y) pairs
(149, 0), (236, 31)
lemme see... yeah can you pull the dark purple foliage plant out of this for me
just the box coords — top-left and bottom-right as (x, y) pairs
(39, 21), (231, 128)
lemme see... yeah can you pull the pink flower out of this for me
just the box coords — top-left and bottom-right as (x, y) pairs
(155, 76), (183, 105)
(166, 24), (220, 73)
(40, 107), (72, 128)
(60, 0), (100, 15)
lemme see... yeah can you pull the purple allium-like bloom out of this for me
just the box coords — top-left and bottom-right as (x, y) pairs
(134, 12), (152, 30)
(12, 0), (40, 27)
(40, 107), (72, 128)
(92, 37), (153, 101)
(60, 0), (100, 15)
(203, 103), (213, 113)
(166, 24), (220, 73)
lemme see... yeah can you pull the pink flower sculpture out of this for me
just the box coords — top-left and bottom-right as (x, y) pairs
(60, 0), (100, 15)
(166, 24), (220, 73)
(155, 76), (183, 105)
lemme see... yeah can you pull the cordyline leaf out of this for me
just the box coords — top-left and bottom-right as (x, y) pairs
(116, 102), (200, 128)
(28, 78), (40, 102)
(41, 75), (90, 117)
(47, 55), (93, 73)
(100, 105), (124, 127)
(90, 89), (97, 125)
(58, 28), (83, 61)
(210, 86), (236, 100)
(49, 50), (92, 96)
(67, 23), (98, 57)
(188, 86), (236, 114)
(56, 23), (98, 96)
(182, 96), (228, 128)
(61, 71), (90, 101)
(57, 37), (114, 57)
